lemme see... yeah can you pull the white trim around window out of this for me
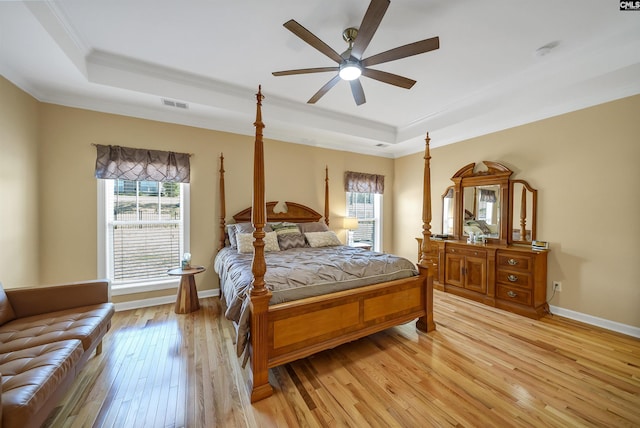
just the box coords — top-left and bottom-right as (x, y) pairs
(97, 180), (190, 296)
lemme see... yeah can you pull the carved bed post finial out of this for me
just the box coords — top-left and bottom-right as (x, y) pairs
(420, 132), (433, 267)
(248, 85), (273, 402)
(218, 153), (226, 251)
(251, 84), (267, 297)
(324, 165), (330, 227)
(417, 131), (436, 332)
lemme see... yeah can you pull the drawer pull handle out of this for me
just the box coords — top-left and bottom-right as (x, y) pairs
(507, 290), (518, 298)
(474, 252), (478, 256)
(507, 274), (518, 282)
(508, 258), (518, 266)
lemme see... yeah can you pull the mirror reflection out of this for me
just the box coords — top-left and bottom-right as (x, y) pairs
(511, 181), (536, 242)
(462, 185), (500, 238)
(442, 187), (454, 236)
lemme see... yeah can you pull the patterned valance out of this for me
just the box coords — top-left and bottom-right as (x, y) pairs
(94, 144), (190, 183)
(479, 189), (497, 203)
(344, 171), (384, 194)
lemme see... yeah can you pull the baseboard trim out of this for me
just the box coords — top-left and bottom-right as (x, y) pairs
(549, 305), (640, 338)
(114, 289), (220, 312)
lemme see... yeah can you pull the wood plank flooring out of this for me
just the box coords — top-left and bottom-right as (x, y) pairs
(46, 290), (640, 427)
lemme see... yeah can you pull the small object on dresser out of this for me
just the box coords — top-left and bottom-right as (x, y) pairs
(532, 240), (549, 251)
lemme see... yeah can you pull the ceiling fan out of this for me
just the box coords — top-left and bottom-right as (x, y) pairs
(272, 0), (440, 106)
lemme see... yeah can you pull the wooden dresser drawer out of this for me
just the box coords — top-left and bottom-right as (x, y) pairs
(496, 269), (532, 289)
(497, 284), (532, 305)
(447, 245), (486, 258)
(497, 253), (532, 271)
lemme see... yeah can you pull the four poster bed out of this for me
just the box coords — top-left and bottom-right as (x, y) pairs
(214, 87), (436, 402)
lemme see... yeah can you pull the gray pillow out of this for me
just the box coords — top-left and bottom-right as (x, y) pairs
(234, 222), (272, 235)
(226, 224), (238, 248)
(297, 221), (329, 233)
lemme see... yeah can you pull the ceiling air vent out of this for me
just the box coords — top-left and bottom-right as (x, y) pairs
(161, 98), (189, 109)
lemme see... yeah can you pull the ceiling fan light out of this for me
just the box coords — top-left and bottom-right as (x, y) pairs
(339, 61), (361, 81)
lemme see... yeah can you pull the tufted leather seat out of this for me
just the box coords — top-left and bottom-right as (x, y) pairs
(0, 304), (114, 355)
(0, 280), (114, 428)
(0, 340), (83, 428)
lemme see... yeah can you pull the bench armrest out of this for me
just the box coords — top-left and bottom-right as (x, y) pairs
(5, 280), (110, 318)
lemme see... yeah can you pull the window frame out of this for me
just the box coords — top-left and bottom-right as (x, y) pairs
(345, 191), (383, 251)
(97, 179), (190, 296)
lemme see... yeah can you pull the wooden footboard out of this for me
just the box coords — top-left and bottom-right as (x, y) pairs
(267, 275), (429, 368)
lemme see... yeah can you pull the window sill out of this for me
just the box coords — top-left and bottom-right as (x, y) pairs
(110, 278), (179, 296)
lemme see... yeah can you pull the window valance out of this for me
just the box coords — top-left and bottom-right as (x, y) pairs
(94, 144), (191, 183)
(479, 189), (497, 203)
(344, 171), (384, 194)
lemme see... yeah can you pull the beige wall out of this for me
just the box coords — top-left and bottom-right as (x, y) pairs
(394, 94), (640, 328)
(4, 74), (638, 328)
(0, 77), (40, 287)
(4, 80), (393, 303)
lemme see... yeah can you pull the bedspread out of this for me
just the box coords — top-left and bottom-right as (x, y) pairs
(214, 245), (418, 357)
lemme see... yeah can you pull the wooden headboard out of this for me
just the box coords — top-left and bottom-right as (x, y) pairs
(233, 201), (323, 224)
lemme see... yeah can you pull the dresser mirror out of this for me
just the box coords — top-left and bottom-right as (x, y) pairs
(442, 186), (454, 236)
(462, 184), (501, 238)
(510, 180), (537, 244)
(445, 161), (537, 245)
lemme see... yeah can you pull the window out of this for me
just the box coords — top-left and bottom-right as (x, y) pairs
(346, 192), (382, 251)
(98, 179), (190, 294)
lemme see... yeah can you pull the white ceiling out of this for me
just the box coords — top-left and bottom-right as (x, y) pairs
(2, 1), (639, 158)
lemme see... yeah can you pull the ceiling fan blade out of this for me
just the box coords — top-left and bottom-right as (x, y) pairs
(361, 68), (416, 89)
(273, 67), (339, 76)
(350, 0), (390, 60)
(308, 75), (341, 104)
(350, 79), (366, 105)
(284, 19), (343, 64)
(362, 36), (440, 67)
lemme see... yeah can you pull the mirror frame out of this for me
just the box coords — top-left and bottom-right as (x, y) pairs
(446, 161), (537, 246)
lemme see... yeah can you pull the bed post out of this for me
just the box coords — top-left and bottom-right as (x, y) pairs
(324, 166), (330, 227)
(417, 132), (436, 332)
(248, 86), (273, 402)
(218, 153), (226, 251)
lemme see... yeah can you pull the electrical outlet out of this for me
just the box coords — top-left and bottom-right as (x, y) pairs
(553, 281), (562, 292)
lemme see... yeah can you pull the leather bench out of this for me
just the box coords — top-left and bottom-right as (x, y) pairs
(0, 280), (114, 428)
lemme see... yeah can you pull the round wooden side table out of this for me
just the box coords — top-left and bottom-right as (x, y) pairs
(167, 266), (205, 314)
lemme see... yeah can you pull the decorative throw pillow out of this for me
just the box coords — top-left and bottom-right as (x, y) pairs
(297, 221), (329, 233)
(277, 232), (307, 250)
(237, 231), (280, 253)
(304, 231), (342, 248)
(271, 222), (300, 235)
(0, 283), (16, 326)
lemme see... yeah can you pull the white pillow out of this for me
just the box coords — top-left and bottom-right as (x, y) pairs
(304, 231), (342, 248)
(237, 231), (280, 253)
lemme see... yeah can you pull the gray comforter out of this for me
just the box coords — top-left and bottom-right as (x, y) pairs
(214, 245), (418, 358)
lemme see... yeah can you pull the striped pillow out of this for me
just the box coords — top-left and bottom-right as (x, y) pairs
(271, 222), (300, 235)
(277, 233), (307, 250)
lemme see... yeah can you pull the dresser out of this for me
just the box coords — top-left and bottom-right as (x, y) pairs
(418, 238), (549, 319)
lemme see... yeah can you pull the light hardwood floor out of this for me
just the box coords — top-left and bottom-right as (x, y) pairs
(46, 290), (640, 427)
